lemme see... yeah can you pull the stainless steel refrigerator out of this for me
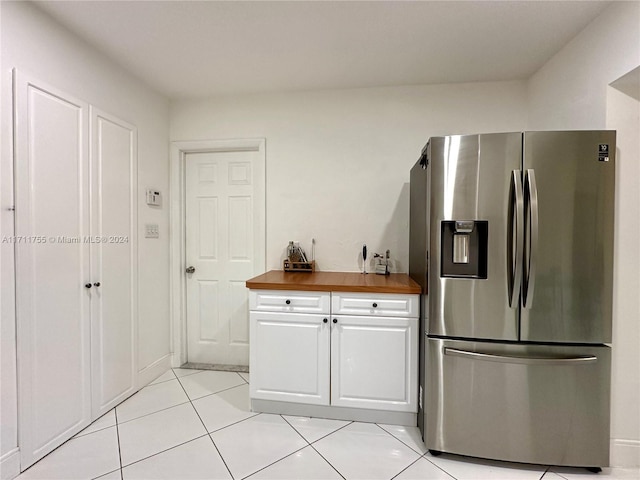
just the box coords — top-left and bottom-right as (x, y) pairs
(409, 131), (615, 470)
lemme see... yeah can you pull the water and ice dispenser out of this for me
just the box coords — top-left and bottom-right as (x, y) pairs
(440, 220), (488, 279)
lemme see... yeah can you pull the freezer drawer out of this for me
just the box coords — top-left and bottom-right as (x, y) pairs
(425, 338), (610, 468)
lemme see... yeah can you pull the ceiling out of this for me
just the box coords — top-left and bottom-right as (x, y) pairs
(33, 1), (611, 100)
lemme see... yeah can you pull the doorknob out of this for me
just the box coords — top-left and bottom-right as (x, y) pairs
(185, 266), (196, 274)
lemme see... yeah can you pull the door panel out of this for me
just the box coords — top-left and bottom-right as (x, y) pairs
(428, 133), (521, 340)
(426, 338), (611, 467)
(521, 131), (615, 343)
(90, 108), (137, 417)
(331, 315), (417, 412)
(185, 150), (264, 365)
(14, 73), (91, 468)
(250, 311), (330, 405)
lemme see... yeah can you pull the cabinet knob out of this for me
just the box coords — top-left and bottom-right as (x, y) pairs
(94, 282), (101, 287)
(323, 318), (328, 323)
(85, 283), (92, 289)
(372, 303), (378, 308)
(333, 318), (338, 324)
(285, 299), (291, 305)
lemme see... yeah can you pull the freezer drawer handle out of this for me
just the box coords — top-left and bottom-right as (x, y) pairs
(443, 347), (597, 365)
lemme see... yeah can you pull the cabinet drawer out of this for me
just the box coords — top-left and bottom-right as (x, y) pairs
(331, 292), (418, 318)
(250, 290), (330, 314)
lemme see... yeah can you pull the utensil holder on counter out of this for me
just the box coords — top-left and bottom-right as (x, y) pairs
(283, 259), (316, 272)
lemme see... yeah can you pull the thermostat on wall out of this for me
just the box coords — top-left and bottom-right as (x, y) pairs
(146, 189), (161, 206)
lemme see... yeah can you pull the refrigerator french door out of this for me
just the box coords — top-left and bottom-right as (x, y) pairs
(412, 131), (615, 469)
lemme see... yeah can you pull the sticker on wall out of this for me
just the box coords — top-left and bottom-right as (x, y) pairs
(598, 144), (610, 162)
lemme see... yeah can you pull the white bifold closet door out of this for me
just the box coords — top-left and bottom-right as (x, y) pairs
(14, 71), (137, 469)
(89, 108), (138, 419)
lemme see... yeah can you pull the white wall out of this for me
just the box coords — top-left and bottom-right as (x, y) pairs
(0, 2), (171, 475)
(171, 81), (528, 273)
(607, 84), (640, 468)
(527, 2), (640, 467)
(528, 2), (640, 130)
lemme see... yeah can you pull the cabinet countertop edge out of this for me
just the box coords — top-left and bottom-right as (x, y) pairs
(246, 270), (421, 294)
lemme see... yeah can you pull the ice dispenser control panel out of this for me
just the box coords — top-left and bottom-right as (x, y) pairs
(441, 220), (488, 279)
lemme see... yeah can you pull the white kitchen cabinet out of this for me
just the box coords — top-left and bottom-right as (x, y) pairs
(331, 315), (418, 412)
(248, 286), (419, 420)
(250, 311), (330, 405)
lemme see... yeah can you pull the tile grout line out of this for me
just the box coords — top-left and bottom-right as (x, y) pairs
(239, 443), (311, 480)
(185, 381), (249, 403)
(171, 368), (206, 379)
(19, 422), (121, 478)
(374, 423), (428, 457)
(75, 423), (115, 439)
(117, 399), (192, 426)
(208, 434), (235, 480)
(280, 415), (312, 446)
(235, 371), (249, 384)
(311, 421), (353, 444)
(390, 455), (442, 480)
(118, 378), (248, 427)
(304, 420), (356, 480)
(114, 409), (124, 480)
(207, 412), (261, 434)
(175, 369), (235, 480)
(308, 443), (347, 480)
(118, 433), (211, 470)
(421, 453), (461, 479)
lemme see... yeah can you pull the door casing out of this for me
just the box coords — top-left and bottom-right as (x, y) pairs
(169, 139), (266, 367)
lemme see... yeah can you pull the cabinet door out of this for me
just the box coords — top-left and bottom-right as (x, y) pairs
(90, 108), (137, 418)
(14, 72), (92, 468)
(331, 315), (418, 412)
(250, 311), (329, 405)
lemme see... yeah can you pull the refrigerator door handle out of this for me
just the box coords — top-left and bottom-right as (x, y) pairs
(507, 170), (524, 308)
(523, 169), (539, 309)
(443, 347), (597, 365)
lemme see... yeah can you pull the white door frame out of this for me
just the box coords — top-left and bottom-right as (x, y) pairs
(169, 139), (266, 367)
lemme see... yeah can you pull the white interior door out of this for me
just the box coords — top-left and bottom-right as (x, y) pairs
(185, 148), (265, 365)
(90, 108), (137, 418)
(14, 72), (92, 468)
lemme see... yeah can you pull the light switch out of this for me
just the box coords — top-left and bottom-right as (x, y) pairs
(145, 224), (159, 238)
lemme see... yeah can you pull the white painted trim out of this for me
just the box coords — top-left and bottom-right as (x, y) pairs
(136, 353), (172, 388)
(0, 448), (20, 480)
(610, 439), (640, 468)
(169, 139), (266, 367)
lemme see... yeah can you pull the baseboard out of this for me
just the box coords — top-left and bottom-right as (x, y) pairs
(610, 439), (640, 467)
(170, 352), (185, 368)
(1, 448), (20, 480)
(252, 399), (417, 426)
(137, 354), (172, 388)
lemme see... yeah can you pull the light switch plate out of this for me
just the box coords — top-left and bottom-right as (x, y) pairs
(145, 224), (159, 238)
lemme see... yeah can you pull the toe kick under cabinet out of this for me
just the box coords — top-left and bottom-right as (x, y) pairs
(247, 271), (421, 425)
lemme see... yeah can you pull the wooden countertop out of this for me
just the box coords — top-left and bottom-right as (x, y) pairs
(246, 270), (421, 294)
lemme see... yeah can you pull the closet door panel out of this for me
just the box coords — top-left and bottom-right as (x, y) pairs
(14, 72), (91, 469)
(90, 108), (138, 417)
